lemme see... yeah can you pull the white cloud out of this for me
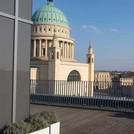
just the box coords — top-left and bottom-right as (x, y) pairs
(82, 25), (101, 34)
(82, 25), (87, 29)
(110, 29), (120, 32)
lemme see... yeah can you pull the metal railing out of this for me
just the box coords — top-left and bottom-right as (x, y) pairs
(30, 80), (134, 113)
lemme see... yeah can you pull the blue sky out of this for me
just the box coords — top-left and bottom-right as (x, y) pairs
(32, 0), (134, 71)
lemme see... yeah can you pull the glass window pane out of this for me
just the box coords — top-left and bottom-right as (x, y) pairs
(67, 70), (81, 82)
(0, 16), (14, 127)
(16, 22), (31, 121)
(0, 0), (14, 15)
(19, 0), (32, 20)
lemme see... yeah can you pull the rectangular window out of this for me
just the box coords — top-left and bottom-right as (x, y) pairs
(43, 48), (45, 56)
(36, 48), (38, 56)
(88, 58), (90, 63)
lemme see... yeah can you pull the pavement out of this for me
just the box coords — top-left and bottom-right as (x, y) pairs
(30, 104), (134, 134)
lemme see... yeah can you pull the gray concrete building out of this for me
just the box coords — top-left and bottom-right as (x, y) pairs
(0, 0), (32, 129)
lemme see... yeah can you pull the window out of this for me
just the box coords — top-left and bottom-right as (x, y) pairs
(67, 70), (81, 82)
(88, 58), (90, 63)
(43, 48), (45, 56)
(36, 27), (37, 32)
(36, 48), (38, 56)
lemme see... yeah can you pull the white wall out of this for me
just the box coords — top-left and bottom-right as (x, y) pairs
(55, 61), (89, 81)
(30, 122), (60, 134)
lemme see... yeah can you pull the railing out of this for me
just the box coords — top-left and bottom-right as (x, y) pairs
(30, 80), (134, 113)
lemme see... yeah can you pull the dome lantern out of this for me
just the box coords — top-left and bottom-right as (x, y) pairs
(47, 0), (54, 5)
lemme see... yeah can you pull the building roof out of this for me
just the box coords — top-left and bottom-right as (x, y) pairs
(32, 1), (69, 28)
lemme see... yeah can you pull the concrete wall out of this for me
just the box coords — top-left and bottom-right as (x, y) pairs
(31, 61), (90, 81)
(0, 0), (32, 129)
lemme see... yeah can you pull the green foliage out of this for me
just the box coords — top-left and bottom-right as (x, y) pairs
(40, 111), (57, 124)
(29, 114), (48, 132)
(3, 111), (57, 134)
(3, 121), (32, 134)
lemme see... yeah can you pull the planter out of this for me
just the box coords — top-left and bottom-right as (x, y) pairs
(30, 122), (60, 134)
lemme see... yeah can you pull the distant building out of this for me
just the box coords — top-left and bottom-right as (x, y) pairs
(94, 71), (111, 90)
(112, 73), (134, 97)
(110, 72), (121, 78)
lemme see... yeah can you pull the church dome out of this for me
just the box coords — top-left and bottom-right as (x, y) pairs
(32, 1), (69, 28)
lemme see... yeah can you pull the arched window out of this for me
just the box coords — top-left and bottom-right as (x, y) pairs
(67, 70), (81, 82)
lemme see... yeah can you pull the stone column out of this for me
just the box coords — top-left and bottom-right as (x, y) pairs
(70, 43), (72, 58)
(45, 40), (47, 57)
(68, 43), (70, 58)
(65, 42), (67, 58)
(34, 39), (36, 57)
(68, 43), (69, 58)
(62, 42), (65, 58)
(69, 43), (71, 58)
(61, 42), (63, 58)
(39, 39), (42, 57)
(72, 44), (74, 59)
(66, 42), (68, 58)
(64, 42), (66, 58)
(70, 43), (72, 59)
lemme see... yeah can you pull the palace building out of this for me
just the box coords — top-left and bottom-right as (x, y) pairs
(30, 0), (95, 96)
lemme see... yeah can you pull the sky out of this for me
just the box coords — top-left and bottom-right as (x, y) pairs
(32, 0), (134, 71)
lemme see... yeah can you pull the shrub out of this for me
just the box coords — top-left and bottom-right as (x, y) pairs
(3, 121), (32, 134)
(29, 114), (48, 132)
(40, 111), (57, 124)
(3, 111), (57, 134)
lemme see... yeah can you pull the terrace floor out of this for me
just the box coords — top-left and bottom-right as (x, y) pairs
(30, 104), (134, 134)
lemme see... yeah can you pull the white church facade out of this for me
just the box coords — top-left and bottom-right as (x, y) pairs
(30, 0), (95, 96)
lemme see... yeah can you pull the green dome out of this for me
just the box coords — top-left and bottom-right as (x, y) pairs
(32, 1), (69, 28)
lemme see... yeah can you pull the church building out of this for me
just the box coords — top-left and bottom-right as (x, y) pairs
(31, 0), (95, 96)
